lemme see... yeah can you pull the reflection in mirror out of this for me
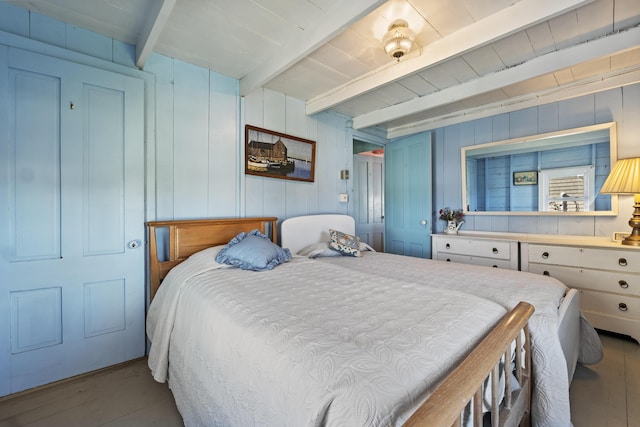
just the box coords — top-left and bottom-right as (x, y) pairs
(462, 122), (618, 216)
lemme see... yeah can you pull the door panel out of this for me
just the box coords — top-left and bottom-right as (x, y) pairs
(384, 133), (432, 258)
(10, 70), (61, 261)
(0, 48), (145, 396)
(354, 154), (384, 252)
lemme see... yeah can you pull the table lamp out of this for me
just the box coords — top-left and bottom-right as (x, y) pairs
(600, 157), (640, 246)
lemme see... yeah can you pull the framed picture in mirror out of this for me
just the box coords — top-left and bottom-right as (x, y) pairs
(513, 171), (537, 186)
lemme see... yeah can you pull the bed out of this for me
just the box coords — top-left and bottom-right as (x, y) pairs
(146, 215), (591, 427)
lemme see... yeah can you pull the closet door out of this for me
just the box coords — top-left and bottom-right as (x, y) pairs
(0, 47), (145, 396)
(384, 132), (432, 258)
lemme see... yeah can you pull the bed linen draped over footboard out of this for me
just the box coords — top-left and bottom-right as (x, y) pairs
(318, 252), (571, 427)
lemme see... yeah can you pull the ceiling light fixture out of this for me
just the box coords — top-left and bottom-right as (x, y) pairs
(383, 19), (415, 61)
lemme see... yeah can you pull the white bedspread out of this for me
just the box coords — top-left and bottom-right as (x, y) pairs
(317, 252), (571, 427)
(148, 254), (510, 426)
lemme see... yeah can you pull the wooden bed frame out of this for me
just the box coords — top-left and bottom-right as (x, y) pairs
(146, 217), (533, 426)
(146, 217), (277, 300)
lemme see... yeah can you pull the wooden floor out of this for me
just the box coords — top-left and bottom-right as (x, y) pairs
(570, 333), (640, 427)
(0, 358), (183, 427)
(0, 332), (637, 427)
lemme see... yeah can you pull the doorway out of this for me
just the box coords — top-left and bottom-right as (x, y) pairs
(353, 140), (385, 252)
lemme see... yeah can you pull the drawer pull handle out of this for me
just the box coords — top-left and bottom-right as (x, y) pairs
(618, 303), (628, 312)
(446, 243), (451, 249)
(619, 280), (629, 289)
(543, 271), (550, 276)
(619, 258), (628, 267)
(541, 252), (549, 259)
(492, 248), (498, 254)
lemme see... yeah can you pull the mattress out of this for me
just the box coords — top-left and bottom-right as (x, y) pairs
(147, 249), (570, 426)
(314, 252), (572, 426)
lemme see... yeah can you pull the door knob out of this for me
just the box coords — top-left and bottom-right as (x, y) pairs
(128, 240), (142, 249)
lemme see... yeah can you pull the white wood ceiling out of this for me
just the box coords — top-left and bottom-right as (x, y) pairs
(7, 0), (640, 138)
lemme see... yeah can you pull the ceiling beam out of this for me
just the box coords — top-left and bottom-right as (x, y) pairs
(353, 26), (640, 131)
(239, 0), (387, 97)
(306, 0), (594, 116)
(386, 66), (640, 139)
(135, 0), (176, 69)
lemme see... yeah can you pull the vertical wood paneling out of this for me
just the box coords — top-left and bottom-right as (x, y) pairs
(65, 25), (112, 62)
(30, 12), (66, 48)
(145, 54), (175, 220)
(243, 90), (265, 217)
(285, 97), (312, 218)
(431, 127), (445, 229)
(208, 72), (239, 217)
(538, 103), (559, 133)
(0, 3), (29, 37)
(432, 85), (638, 237)
(441, 125), (460, 214)
(173, 61), (209, 219)
(261, 90), (287, 219)
(509, 107), (538, 139)
(242, 89), (349, 221)
(112, 40), (136, 68)
(316, 115), (341, 213)
(0, 44), (9, 393)
(305, 114), (320, 214)
(559, 95), (595, 129)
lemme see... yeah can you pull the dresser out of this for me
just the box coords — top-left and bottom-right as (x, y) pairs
(521, 239), (640, 343)
(431, 232), (640, 342)
(431, 233), (519, 270)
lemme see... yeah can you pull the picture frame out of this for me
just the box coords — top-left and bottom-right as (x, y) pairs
(245, 125), (316, 182)
(513, 171), (537, 186)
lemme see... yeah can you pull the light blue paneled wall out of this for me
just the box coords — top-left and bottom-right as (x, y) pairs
(0, 2), (353, 226)
(243, 89), (352, 223)
(0, 4), (136, 67)
(432, 85), (640, 236)
(3, 2), (638, 239)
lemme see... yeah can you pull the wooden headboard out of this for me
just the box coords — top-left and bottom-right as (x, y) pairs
(146, 217), (277, 300)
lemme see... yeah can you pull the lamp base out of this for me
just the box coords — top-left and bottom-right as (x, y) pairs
(621, 199), (640, 246)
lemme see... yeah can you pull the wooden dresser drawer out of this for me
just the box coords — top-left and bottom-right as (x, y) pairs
(580, 290), (640, 320)
(527, 263), (640, 296)
(526, 244), (640, 270)
(434, 253), (513, 269)
(434, 237), (512, 260)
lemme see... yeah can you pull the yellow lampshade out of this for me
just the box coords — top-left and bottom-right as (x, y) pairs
(600, 157), (640, 194)
(600, 157), (640, 246)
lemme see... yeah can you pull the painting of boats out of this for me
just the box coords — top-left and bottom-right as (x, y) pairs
(245, 125), (315, 182)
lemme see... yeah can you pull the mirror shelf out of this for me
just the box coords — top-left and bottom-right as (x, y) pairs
(461, 122), (618, 216)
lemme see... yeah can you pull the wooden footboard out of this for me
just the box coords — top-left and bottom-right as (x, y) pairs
(404, 302), (534, 427)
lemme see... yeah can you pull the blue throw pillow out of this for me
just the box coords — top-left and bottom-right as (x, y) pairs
(215, 230), (291, 271)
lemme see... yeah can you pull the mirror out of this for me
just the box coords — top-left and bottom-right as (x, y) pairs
(462, 122), (618, 216)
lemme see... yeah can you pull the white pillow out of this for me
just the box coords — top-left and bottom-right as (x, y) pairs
(360, 242), (376, 252)
(297, 241), (376, 258)
(297, 242), (341, 258)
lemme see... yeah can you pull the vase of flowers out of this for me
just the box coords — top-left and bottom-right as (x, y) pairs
(439, 208), (464, 234)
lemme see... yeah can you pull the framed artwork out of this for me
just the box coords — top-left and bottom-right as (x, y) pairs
(513, 171), (538, 186)
(245, 125), (316, 182)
